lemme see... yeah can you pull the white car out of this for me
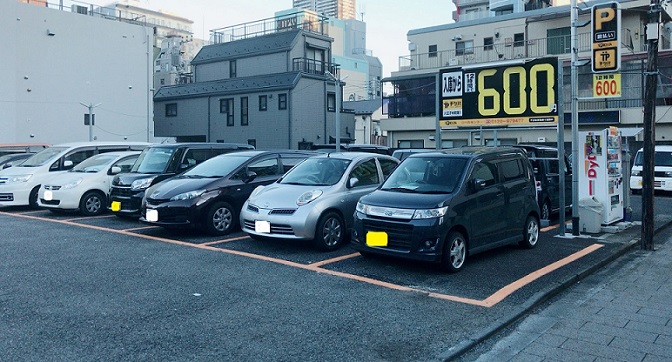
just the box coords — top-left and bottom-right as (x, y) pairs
(630, 145), (672, 193)
(37, 151), (141, 215)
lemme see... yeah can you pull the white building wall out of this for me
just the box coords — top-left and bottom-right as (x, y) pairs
(3, 1), (152, 144)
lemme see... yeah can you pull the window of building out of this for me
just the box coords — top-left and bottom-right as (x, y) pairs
(259, 95), (267, 111)
(278, 93), (287, 110)
(230, 60), (237, 78)
(514, 33), (525, 47)
(428, 44), (437, 58)
(220, 98), (234, 126)
(455, 40), (474, 55)
(398, 140), (424, 148)
(165, 103), (177, 117)
(547, 27), (571, 55)
(327, 92), (336, 112)
(160, 78), (165, 85)
(484, 37), (494, 51)
(241, 97), (248, 126)
(247, 139), (256, 149)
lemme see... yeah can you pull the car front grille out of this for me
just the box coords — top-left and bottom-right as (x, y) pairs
(269, 209), (296, 215)
(40, 199), (60, 205)
(110, 186), (133, 198)
(145, 198), (170, 208)
(44, 185), (61, 191)
(362, 219), (414, 250)
(242, 219), (295, 235)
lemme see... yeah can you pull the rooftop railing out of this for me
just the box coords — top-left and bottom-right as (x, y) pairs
(210, 12), (329, 44)
(26, 0), (148, 26)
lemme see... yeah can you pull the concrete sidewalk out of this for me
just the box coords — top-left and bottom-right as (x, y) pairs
(459, 222), (672, 361)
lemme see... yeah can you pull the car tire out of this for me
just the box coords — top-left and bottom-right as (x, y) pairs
(540, 199), (551, 220)
(314, 211), (345, 251)
(80, 191), (106, 216)
(440, 231), (467, 273)
(519, 215), (539, 249)
(29, 186), (40, 209)
(205, 202), (236, 236)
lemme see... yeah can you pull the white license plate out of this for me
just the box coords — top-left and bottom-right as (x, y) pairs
(146, 209), (158, 222)
(255, 220), (271, 233)
(44, 190), (53, 201)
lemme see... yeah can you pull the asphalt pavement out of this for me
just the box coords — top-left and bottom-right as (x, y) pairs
(453, 194), (672, 361)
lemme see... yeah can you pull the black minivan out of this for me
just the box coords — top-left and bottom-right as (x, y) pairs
(351, 147), (540, 272)
(109, 142), (253, 217)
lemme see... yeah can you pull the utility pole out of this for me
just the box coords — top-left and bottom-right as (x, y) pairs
(80, 102), (101, 142)
(641, 0), (661, 250)
(570, 0), (581, 235)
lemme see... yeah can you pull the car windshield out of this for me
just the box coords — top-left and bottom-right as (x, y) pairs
(183, 155), (251, 178)
(280, 157), (351, 186)
(634, 151), (672, 167)
(381, 156), (467, 194)
(131, 147), (175, 174)
(19, 147), (67, 167)
(70, 154), (117, 173)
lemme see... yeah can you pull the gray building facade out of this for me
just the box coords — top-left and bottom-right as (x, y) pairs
(153, 13), (355, 149)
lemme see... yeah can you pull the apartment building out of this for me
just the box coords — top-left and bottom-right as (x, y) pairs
(293, 0), (356, 20)
(383, 0), (672, 149)
(153, 11), (355, 149)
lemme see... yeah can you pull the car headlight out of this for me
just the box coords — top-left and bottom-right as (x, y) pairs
(249, 185), (265, 199)
(6, 174), (33, 183)
(297, 189), (323, 206)
(356, 201), (368, 214)
(412, 206), (448, 219)
(131, 177), (156, 191)
(170, 189), (205, 201)
(631, 170), (641, 176)
(666, 171), (672, 177)
(61, 178), (83, 190)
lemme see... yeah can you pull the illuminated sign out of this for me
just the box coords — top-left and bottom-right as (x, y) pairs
(439, 57), (559, 128)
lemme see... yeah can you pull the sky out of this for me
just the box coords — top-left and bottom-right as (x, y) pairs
(84, 0), (456, 78)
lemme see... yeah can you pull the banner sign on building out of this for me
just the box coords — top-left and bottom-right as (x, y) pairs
(439, 57), (559, 128)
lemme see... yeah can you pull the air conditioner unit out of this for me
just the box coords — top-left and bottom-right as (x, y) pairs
(448, 58), (459, 66)
(72, 5), (88, 15)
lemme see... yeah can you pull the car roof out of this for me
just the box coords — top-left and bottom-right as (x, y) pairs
(310, 152), (397, 161)
(408, 146), (524, 157)
(636, 145), (672, 152)
(144, 142), (253, 150)
(87, 151), (141, 158)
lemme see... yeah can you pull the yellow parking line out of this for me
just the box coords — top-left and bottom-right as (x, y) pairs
(0, 210), (604, 307)
(201, 235), (250, 246)
(309, 252), (360, 267)
(123, 225), (161, 232)
(64, 214), (115, 222)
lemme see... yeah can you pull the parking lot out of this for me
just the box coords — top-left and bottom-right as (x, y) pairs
(0, 194), (668, 361)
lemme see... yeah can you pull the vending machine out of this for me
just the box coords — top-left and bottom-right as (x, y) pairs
(579, 127), (624, 225)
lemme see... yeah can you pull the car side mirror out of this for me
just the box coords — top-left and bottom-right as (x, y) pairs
(348, 177), (359, 188)
(472, 178), (487, 191)
(109, 166), (122, 175)
(63, 160), (74, 169)
(243, 171), (257, 183)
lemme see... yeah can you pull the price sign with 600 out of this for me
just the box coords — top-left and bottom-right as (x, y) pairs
(593, 73), (621, 98)
(440, 57), (558, 127)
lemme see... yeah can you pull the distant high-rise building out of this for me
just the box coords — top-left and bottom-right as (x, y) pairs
(293, 0), (356, 20)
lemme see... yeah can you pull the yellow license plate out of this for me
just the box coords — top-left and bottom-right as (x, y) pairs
(110, 201), (121, 212)
(366, 231), (388, 247)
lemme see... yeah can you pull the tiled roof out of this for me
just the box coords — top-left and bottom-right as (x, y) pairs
(192, 29), (301, 64)
(154, 72), (301, 100)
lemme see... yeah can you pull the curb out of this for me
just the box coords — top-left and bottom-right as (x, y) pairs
(439, 219), (672, 361)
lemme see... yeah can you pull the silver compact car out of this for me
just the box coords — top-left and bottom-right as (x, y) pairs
(241, 152), (399, 251)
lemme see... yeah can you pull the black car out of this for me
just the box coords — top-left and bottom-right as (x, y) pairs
(513, 144), (572, 220)
(140, 150), (315, 235)
(351, 147), (540, 272)
(109, 143), (253, 217)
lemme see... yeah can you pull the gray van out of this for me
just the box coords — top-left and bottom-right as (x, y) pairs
(351, 147), (540, 272)
(109, 142), (253, 217)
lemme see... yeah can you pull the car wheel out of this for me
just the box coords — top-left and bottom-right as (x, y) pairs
(80, 191), (106, 216)
(440, 231), (467, 273)
(540, 199), (551, 220)
(314, 211), (345, 251)
(519, 215), (540, 249)
(205, 202), (236, 236)
(29, 186), (40, 209)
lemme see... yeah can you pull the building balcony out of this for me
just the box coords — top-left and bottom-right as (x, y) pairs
(398, 33), (609, 72)
(453, 0), (490, 7)
(292, 58), (339, 77)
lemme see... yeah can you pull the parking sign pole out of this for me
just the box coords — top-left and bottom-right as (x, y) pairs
(570, 0), (581, 235)
(557, 60), (566, 236)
